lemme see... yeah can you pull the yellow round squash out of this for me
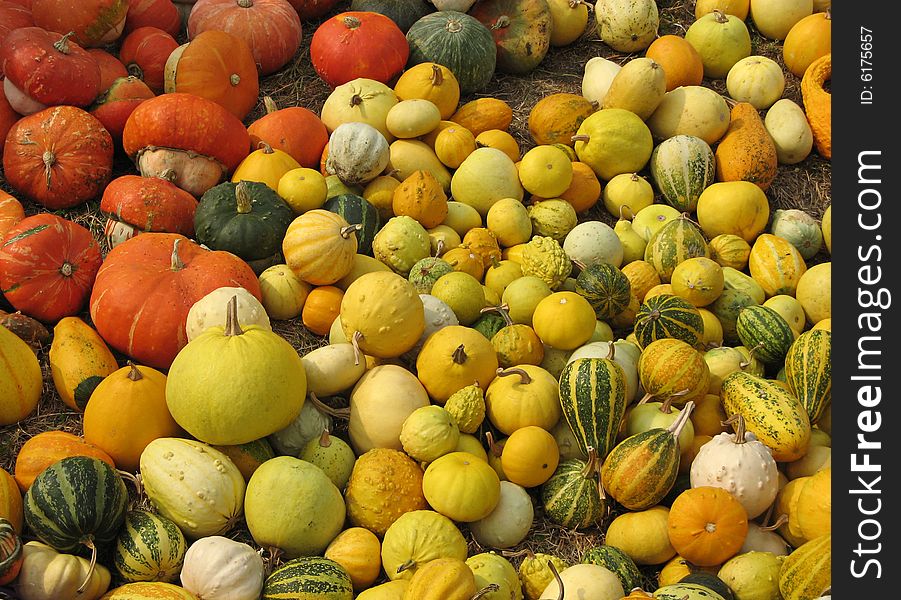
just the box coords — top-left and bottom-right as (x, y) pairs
(340, 271), (425, 358)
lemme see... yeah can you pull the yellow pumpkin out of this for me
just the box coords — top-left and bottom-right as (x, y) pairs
(232, 142), (301, 191)
(500, 425), (559, 488)
(518, 145), (574, 199)
(685, 9), (752, 79)
(394, 63), (461, 120)
(422, 452), (501, 523)
(416, 325), (498, 403)
(0, 322), (41, 426)
(531, 291), (597, 350)
(670, 257), (725, 307)
(381, 510), (468, 581)
(258, 264), (312, 320)
(546, 0), (590, 46)
(782, 10), (830, 77)
(401, 557), (477, 600)
(392, 170), (449, 229)
(450, 97), (513, 137)
(485, 365), (561, 435)
(696, 181), (770, 242)
(794, 262), (831, 326)
(386, 99), (443, 140)
(475, 129), (521, 163)
(340, 271), (425, 358)
(604, 506), (677, 565)
(277, 167), (328, 214)
(527, 93), (598, 147)
(283, 209), (361, 285)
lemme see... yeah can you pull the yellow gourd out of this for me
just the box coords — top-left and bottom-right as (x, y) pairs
(48, 316), (119, 412)
(415, 325), (498, 404)
(340, 271), (425, 358)
(232, 142), (301, 191)
(0, 322), (42, 426)
(393, 63), (461, 120)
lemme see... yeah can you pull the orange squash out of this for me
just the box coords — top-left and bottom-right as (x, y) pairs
(782, 9), (831, 78)
(527, 93), (598, 147)
(801, 54), (831, 159)
(450, 98), (513, 137)
(667, 486), (749, 567)
(0, 467), (22, 534)
(302, 285), (345, 336)
(645, 35), (704, 91)
(556, 161), (602, 213)
(500, 425), (559, 488)
(283, 209), (361, 285)
(0, 191), (24, 240)
(714, 102), (778, 191)
(13, 431), (116, 492)
(392, 170), (449, 229)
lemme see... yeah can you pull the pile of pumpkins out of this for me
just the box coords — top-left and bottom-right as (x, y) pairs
(0, 0), (832, 598)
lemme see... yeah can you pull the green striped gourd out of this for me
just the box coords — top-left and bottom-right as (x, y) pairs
(649, 135), (716, 212)
(600, 401), (694, 510)
(100, 581), (201, 598)
(114, 509), (187, 583)
(540, 448), (605, 530)
(644, 215), (710, 282)
(581, 545), (642, 593)
(679, 573), (736, 600)
(653, 582), (726, 600)
(633, 293), (704, 349)
(574, 262), (632, 319)
(0, 517), (22, 586)
(324, 194), (381, 256)
(710, 289), (757, 345)
(558, 353), (628, 460)
(24, 456), (128, 566)
(735, 305), (796, 367)
(263, 556), (354, 600)
(783, 329), (832, 424)
(720, 371), (810, 462)
(778, 534), (831, 600)
(638, 338), (710, 405)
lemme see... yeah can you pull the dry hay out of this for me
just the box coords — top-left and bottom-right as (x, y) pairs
(0, 0), (830, 588)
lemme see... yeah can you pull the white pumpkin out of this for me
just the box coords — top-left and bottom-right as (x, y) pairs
(320, 78), (398, 139)
(301, 342), (367, 397)
(539, 563), (624, 600)
(268, 399), (334, 456)
(562, 221), (623, 268)
(180, 536), (265, 600)
(469, 481), (535, 549)
(581, 56), (622, 105)
(186, 286), (271, 342)
(725, 55), (785, 109)
(689, 417), (779, 519)
(325, 122), (391, 186)
(595, 0), (659, 52)
(15, 542), (111, 600)
(739, 522), (791, 555)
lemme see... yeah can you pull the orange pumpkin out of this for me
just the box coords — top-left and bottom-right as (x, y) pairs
(119, 26), (180, 95)
(87, 48), (128, 92)
(302, 285), (344, 336)
(0, 467), (23, 534)
(122, 0), (182, 38)
(451, 98), (513, 137)
(667, 486), (749, 567)
(13, 430), (116, 492)
(32, 0), (128, 47)
(248, 96), (330, 169)
(164, 29), (259, 120)
(0, 191), (24, 240)
(645, 35), (705, 91)
(557, 161), (602, 213)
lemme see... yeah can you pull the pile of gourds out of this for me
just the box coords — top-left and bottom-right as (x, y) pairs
(0, 0), (832, 598)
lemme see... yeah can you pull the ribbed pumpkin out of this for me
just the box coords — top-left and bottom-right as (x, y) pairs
(282, 209), (361, 286)
(416, 325), (498, 403)
(667, 486), (749, 567)
(540, 449), (605, 530)
(113, 509), (187, 583)
(119, 26), (179, 95)
(381, 509), (468, 580)
(638, 338), (710, 405)
(262, 556), (353, 600)
(100, 175), (198, 247)
(633, 293), (704, 349)
(558, 354), (628, 460)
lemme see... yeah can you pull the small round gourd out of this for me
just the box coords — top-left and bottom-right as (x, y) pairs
(531, 291), (597, 350)
(399, 405), (460, 463)
(604, 506), (676, 565)
(186, 286), (271, 341)
(726, 55), (785, 109)
(324, 527), (382, 593)
(501, 425), (560, 488)
(647, 86), (731, 145)
(667, 486), (749, 567)
(469, 481), (534, 549)
(14, 541), (112, 600)
(340, 271), (425, 358)
(563, 221), (623, 268)
(113, 509), (187, 584)
(684, 10), (752, 79)
(380, 510), (468, 580)
(345, 448), (428, 537)
(540, 563), (624, 600)
(386, 99), (442, 139)
(422, 452), (500, 523)
(485, 365), (561, 435)
(415, 325), (498, 403)
(603, 173), (654, 218)
(519, 145), (574, 199)
(258, 264), (312, 320)
(179, 536), (265, 600)
(300, 430), (356, 491)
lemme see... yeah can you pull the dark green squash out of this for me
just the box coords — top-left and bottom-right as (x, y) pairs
(680, 572), (737, 600)
(263, 556), (353, 600)
(406, 11), (497, 96)
(540, 448), (605, 530)
(194, 180), (295, 262)
(575, 262), (632, 320)
(323, 193), (381, 257)
(736, 304), (796, 368)
(350, 0), (435, 32)
(634, 293), (704, 349)
(469, 0), (553, 75)
(581, 545), (643, 593)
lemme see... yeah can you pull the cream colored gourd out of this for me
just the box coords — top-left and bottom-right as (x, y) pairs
(603, 173), (654, 219)
(320, 77), (398, 140)
(690, 416), (779, 519)
(595, 0), (659, 52)
(139, 438), (246, 539)
(469, 481), (534, 549)
(749, 0), (813, 40)
(647, 86), (731, 145)
(268, 400), (333, 456)
(15, 541), (111, 600)
(466, 552), (523, 600)
(186, 286), (271, 342)
(451, 147), (524, 217)
(349, 365), (431, 454)
(341, 271), (426, 358)
(301, 342), (367, 396)
(581, 56), (622, 105)
(725, 56), (785, 109)
(603, 58), (667, 121)
(718, 551), (785, 600)
(739, 522), (791, 555)
(407, 294), (459, 356)
(563, 221), (623, 268)
(326, 122), (391, 186)
(568, 340), (641, 403)
(764, 99), (814, 165)
(386, 99), (442, 139)
(389, 140), (453, 192)
(539, 563), (624, 600)
(179, 536), (265, 600)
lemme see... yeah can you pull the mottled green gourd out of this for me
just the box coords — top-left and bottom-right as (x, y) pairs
(574, 262), (632, 320)
(633, 293), (704, 349)
(444, 383), (487, 434)
(408, 256), (455, 294)
(472, 311), (508, 340)
(262, 556), (354, 600)
(735, 304), (796, 367)
(540, 448), (606, 530)
(324, 193), (382, 257)
(581, 545), (643, 593)
(113, 509), (187, 583)
(644, 215), (710, 283)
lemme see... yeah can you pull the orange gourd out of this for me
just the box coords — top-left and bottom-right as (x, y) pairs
(527, 93), (598, 147)
(0, 467), (22, 534)
(667, 486), (749, 567)
(801, 54), (831, 160)
(0, 191), (24, 240)
(392, 170), (449, 229)
(645, 35), (705, 91)
(557, 161), (602, 213)
(83, 362), (184, 473)
(450, 98), (513, 137)
(302, 285), (344, 336)
(500, 425), (559, 488)
(782, 9), (831, 78)
(714, 102), (778, 191)
(13, 431), (116, 492)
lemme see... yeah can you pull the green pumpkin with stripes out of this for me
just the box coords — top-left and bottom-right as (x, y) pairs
(574, 262), (632, 320)
(263, 556), (353, 600)
(783, 329), (832, 424)
(114, 509), (187, 583)
(644, 215), (710, 282)
(581, 545), (643, 593)
(735, 304), (796, 367)
(540, 448), (605, 530)
(558, 354), (628, 460)
(24, 455), (128, 568)
(633, 293), (704, 349)
(324, 193), (381, 256)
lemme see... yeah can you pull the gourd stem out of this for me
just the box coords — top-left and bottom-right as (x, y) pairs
(605, 342), (616, 361)
(618, 204), (635, 221)
(127, 62), (144, 80)
(659, 396), (674, 414)
(636, 392), (653, 405)
(171, 238), (185, 271)
(491, 15), (511, 29)
(224, 295), (244, 336)
(350, 94), (363, 107)
(263, 96), (279, 114)
(760, 513), (789, 531)
(572, 259), (587, 271)
(236, 181), (253, 214)
(721, 414), (747, 444)
(308, 392), (350, 420)
(712, 8), (728, 23)
(496, 366), (531, 385)
(430, 63), (444, 86)
(825, 7), (831, 19)
(351, 331), (363, 366)
(237, 0), (252, 7)
(117, 469), (144, 504)
(571, 134), (590, 143)
(59, 262), (74, 277)
(580, 446), (598, 479)
(500, 548), (532, 559)
(318, 429), (332, 448)
(126, 361), (144, 381)
(343, 15), (361, 29)
(471, 584), (501, 600)
(340, 223), (364, 239)
(257, 141), (274, 154)
(230, 73), (241, 86)
(396, 559), (416, 574)
(76, 538), (97, 593)
(668, 401), (695, 439)
(43, 150), (55, 189)
(480, 304), (512, 326)
(445, 18), (463, 34)
(666, 388), (691, 404)
(637, 308), (661, 327)
(547, 560), (565, 600)
(434, 238), (445, 257)
(486, 431), (503, 457)
(53, 31), (76, 54)
(452, 344), (468, 364)
(159, 168), (177, 183)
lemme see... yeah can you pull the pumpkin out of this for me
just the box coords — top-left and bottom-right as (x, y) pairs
(666, 487), (748, 568)
(545, 0), (588, 46)
(469, 0), (553, 74)
(749, 0), (812, 40)
(0, 469), (23, 534)
(282, 209), (361, 286)
(783, 9), (830, 78)
(350, 0), (434, 32)
(531, 291), (596, 351)
(416, 325), (498, 402)
(257, 263), (311, 320)
(311, 12), (409, 88)
(540, 563), (624, 600)
(15, 540), (112, 600)
(467, 552), (522, 600)
(400, 557), (476, 600)
(685, 10), (751, 79)
(422, 451), (501, 522)
(645, 35), (704, 91)
(400, 405), (460, 463)
(122, 93), (251, 197)
(32, 0), (127, 46)
(393, 170), (449, 228)
(0, 191), (24, 241)
(88, 75), (155, 146)
(100, 174), (197, 247)
(345, 448), (428, 536)
(341, 271), (426, 358)
(188, 0), (302, 76)
(0, 214), (101, 325)
(717, 551), (784, 600)
(231, 142), (301, 193)
(245, 101), (328, 173)
(695, 182), (769, 243)
(605, 506), (676, 566)
(0, 2), (34, 77)
(179, 536), (264, 600)
(164, 30), (259, 120)
(381, 510), (468, 580)
(119, 26), (180, 95)
(0, 516), (22, 585)
(573, 108), (654, 181)
(112, 509), (186, 584)
(89, 233), (261, 369)
(323, 528), (382, 593)
(595, 0), (659, 52)
(801, 53), (831, 159)
(714, 102), (778, 191)
(326, 122), (391, 186)
(405, 10), (497, 96)
(285, 0), (341, 19)
(3, 105), (113, 209)
(320, 78), (399, 141)
(13, 431), (115, 494)
(89, 47), (129, 91)
(123, 0), (182, 37)
(395, 63), (461, 120)
(795, 262), (831, 326)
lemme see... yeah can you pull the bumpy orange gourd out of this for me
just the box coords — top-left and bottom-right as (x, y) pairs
(801, 54), (831, 159)
(714, 102), (778, 191)
(392, 170), (449, 229)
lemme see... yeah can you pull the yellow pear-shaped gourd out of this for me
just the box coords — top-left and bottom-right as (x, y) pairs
(48, 316), (119, 412)
(165, 297), (306, 445)
(0, 323), (42, 426)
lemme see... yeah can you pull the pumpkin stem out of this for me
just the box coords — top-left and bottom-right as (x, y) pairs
(430, 63), (444, 86)
(471, 584), (501, 600)
(659, 396), (674, 414)
(308, 391), (351, 420)
(721, 414), (747, 444)
(343, 15), (362, 28)
(42, 150), (55, 190)
(452, 343), (468, 364)
(224, 295), (244, 336)
(445, 18), (463, 34)
(636, 308), (661, 327)
(118, 469), (145, 506)
(350, 94), (363, 107)
(547, 560), (565, 600)
(712, 8), (729, 23)
(486, 431), (503, 457)
(500, 548), (532, 559)
(434, 238), (446, 257)
(666, 388), (691, 404)
(340, 223), (363, 239)
(618, 204), (635, 221)
(396, 559), (416, 574)
(318, 429), (332, 448)
(571, 134), (590, 143)
(76, 538), (97, 593)
(170, 238), (185, 271)
(605, 342), (616, 361)
(230, 73), (241, 86)
(825, 7), (831, 19)
(237, 0), (253, 7)
(667, 400), (695, 441)
(351, 331), (363, 366)
(159, 168), (178, 183)
(491, 15), (511, 29)
(580, 446), (599, 479)
(126, 62), (144, 80)
(479, 304), (512, 326)
(59, 262), (75, 278)
(496, 366), (532, 385)
(761, 513), (789, 531)
(53, 31), (76, 54)
(263, 96), (279, 114)
(257, 141), (274, 154)
(236, 181), (253, 214)
(126, 361), (144, 381)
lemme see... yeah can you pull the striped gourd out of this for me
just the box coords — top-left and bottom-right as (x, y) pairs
(581, 545), (642, 593)
(748, 233), (808, 297)
(23, 456), (128, 561)
(263, 556), (354, 600)
(778, 534), (831, 600)
(710, 289), (757, 346)
(653, 582), (726, 600)
(574, 263), (632, 319)
(114, 510), (187, 583)
(720, 371), (811, 462)
(100, 581), (201, 598)
(649, 135), (716, 213)
(0, 517), (22, 586)
(783, 329), (832, 424)
(638, 338), (710, 405)
(633, 293), (704, 349)
(600, 401), (694, 510)
(644, 215), (710, 282)
(540, 449), (605, 530)
(324, 194), (381, 256)
(558, 355), (628, 460)
(735, 305), (795, 367)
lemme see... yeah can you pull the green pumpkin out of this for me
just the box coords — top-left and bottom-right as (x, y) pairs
(113, 509), (187, 583)
(263, 556), (353, 600)
(165, 296), (307, 446)
(541, 450), (605, 530)
(194, 180), (295, 262)
(574, 263), (632, 320)
(350, 0), (435, 32)
(634, 293), (704, 349)
(324, 193), (381, 257)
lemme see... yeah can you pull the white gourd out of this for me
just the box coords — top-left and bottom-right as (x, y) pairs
(469, 481), (535, 549)
(186, 286), (271, 342)
(567, 340), (641, 403)
(325, 122), (390, 186)
(180, 536), (265, 600)
(739, 521), (791, 555)
(581, 57), (622, 105)
(15, 542), (111, 600)
(539, 563), (624, 600)
(405, 294), (459, 358)
(689, 415), (779, 519)
(268, 399), (333, 456)
(301, 342), (367, 397)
